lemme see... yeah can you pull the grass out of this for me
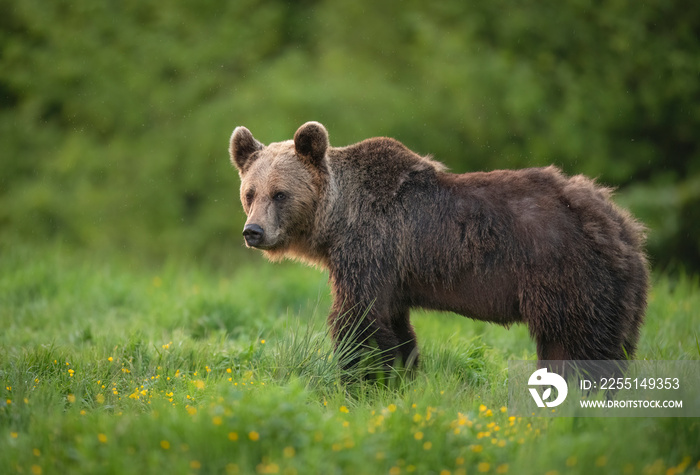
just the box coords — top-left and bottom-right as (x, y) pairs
(1, 243), (699, 475)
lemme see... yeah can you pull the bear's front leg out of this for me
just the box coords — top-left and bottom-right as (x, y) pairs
(327, 301), (402, 375)
(327, 245), (417, 375)
(390, 308), (419, 369)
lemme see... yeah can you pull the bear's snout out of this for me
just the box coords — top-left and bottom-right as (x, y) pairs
(242, 223), (264, 248)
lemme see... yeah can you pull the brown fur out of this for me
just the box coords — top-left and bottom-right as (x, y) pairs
(230, 122), (649, 369)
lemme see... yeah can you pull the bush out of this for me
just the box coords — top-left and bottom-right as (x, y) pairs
(1, 0), (699, 269)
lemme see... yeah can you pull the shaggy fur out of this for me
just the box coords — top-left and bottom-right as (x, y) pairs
(230, 122), (649, 369)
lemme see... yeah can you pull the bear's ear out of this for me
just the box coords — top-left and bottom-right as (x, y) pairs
(230, 126), (264, 174)
(294, 121), (329, 168)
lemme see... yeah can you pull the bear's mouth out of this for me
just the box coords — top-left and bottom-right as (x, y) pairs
(247, 242), (273, 250)
(245, 239), (284, 251)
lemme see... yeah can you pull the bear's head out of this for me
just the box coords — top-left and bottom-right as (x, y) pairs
(229, 121), (329, 261)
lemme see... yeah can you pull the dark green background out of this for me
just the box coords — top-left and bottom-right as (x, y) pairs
(2, 0), (698, 271)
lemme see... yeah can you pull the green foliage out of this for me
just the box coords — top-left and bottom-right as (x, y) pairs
(1, 0), (699, 268)
(1, 245), (698, 474)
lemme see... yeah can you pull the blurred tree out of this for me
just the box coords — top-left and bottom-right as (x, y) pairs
(1, 0), (698, 270)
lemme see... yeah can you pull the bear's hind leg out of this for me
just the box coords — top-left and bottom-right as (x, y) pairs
(536, 337), (571, 362)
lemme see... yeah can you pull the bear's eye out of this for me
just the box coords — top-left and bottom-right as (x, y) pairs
(273, 191), (287, 202)
(245, 190), (255, 206)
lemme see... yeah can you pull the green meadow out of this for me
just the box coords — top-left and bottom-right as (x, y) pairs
(1, 244), (698, 475)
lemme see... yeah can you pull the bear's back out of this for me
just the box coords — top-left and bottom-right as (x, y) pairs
(328, 137), (444, 204)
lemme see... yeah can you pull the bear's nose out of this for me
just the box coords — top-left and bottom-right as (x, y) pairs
(242, 223), (264, 247)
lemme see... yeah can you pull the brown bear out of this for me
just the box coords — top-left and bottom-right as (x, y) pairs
(229, 121), (648, 370)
